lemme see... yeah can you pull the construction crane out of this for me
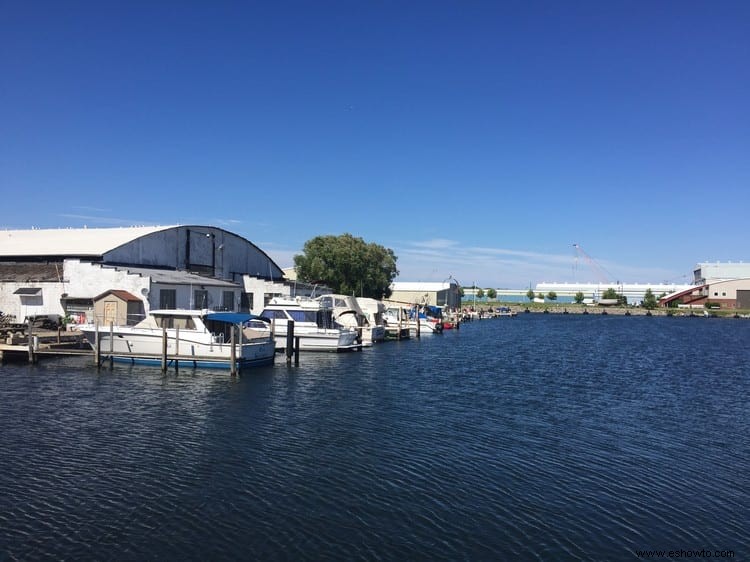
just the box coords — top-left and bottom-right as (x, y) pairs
(573, 244), (615, 284)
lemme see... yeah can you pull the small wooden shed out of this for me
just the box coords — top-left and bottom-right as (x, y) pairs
(92, 289), (145, 326)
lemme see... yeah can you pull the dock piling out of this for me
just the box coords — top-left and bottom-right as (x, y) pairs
(109, 322), (114, 369)
(230, 324), (237, 376)
(94, 322), (101, 368)
(286, 320), (295, 364)
(161, 326), (167, 373)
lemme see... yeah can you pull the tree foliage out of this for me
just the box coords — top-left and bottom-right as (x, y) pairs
(547, 291), (557, 301)
(526, 289), (535, 301)
(293, 233), (398, 299)
(642, 288), (658, 310)
(486, 288), (497, 300)
(476, 288), (485, 299)
(602, 287), (619, 300)
(574, 292), (585, 304)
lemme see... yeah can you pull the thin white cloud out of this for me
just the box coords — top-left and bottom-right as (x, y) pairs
(71, 206), (112, 213)
(391, 239), (687, 288)
(57, 214), (155, 226)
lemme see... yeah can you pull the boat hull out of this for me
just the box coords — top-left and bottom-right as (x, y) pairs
(80, 327), (276, 369)
(273, 328), (360, 352)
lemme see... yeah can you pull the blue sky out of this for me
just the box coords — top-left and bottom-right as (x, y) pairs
(2, 1), (748, 288)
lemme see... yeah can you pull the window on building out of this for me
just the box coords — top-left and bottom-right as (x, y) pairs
(160, 289), (176, 309)
(264, 293), (282, 306)
(240, 292), (253, 312)
(714, 292), (719, 296)
(222, 291), (235, 311)
(194, 290), (208, 309)
(722, 292), (726, 297)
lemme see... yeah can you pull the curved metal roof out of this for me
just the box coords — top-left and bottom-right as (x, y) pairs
(0, 226), (176, 257)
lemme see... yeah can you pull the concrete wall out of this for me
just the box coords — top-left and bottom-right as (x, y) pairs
(0, 281), (66, 322)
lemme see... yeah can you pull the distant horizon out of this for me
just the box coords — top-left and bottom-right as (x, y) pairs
(0, 222), (721, 289)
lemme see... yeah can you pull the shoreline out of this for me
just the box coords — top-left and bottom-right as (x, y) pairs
(465, 304), (750, 318)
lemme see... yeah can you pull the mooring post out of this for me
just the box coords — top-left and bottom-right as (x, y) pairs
(94, 322), (101, 368)
(109, 322), (114, 369)
(230, 324), (237, 376)
(27, 318), (36, 364)
(286, 320), (295, 364)
(161, 325), (167, 373)
(294, 336), (300, 365)
(415, 307), (421, 338)
(175, 326), (180, 372)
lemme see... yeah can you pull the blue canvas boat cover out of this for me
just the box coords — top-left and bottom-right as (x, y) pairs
(205, 312), (262, 324)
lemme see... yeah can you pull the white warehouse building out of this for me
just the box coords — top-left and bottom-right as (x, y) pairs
(533, 281), (695, 305)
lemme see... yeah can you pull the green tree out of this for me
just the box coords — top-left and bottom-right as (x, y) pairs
(546, 291), (557, 301)
(536, 292), (545, 300)
(526, 289), (535, 301)
(642, 288), (658, 310)
(602, 287), (618, 300)
(574, 292), (585, 304)
(476, 288), (485, 299)
(486, 288), (497, 300)
(293, 233), (398, 298)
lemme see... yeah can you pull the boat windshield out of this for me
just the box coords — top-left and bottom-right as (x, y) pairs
(288, 310), (319, 323)
(154, 315), (196, 330)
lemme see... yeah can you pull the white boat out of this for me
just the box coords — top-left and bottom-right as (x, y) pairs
(260, 297), (361, 352)
(79, 310), (276, 369)
(315, 294), (385, 346)
(354, 297), (387, 344)
(407, 305), (444, 334)
(494, 306), (517, 317)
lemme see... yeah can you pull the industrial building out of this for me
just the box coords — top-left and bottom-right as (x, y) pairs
(0, 225), (322, 325)
(388, 281), (462, 309)
(533, 281), (694, 305)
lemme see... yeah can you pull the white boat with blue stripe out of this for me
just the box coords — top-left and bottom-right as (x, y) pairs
(79, 309), (276, 369)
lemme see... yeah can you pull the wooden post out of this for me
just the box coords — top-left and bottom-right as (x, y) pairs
(294, 336), (300, 366)
(94, 322), (101, 368)
(286, 320), (294, 364)
(175, 326), (180, 372)
(27, 318), (36, 364)
(161, 325), (167, 373)
(415, 307), (421, 338)
(109, 322), (114, 369)
(230, 324), (237, 376)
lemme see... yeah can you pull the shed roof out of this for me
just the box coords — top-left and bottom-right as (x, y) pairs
(0, 226), (176, 257)
(93, 289), (142, 302)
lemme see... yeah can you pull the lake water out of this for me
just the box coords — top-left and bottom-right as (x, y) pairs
(1, 315), (748, 561)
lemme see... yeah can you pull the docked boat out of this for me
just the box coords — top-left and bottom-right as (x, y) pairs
(79, 310), (276, 369)
(494, 306), (517, 317)
(315, 294), (385, 346)
(260, 297), (361, 352)
(355, 297), (387, 344)
(408, 305), (444, 334)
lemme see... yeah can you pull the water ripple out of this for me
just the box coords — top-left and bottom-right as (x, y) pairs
(0, 316), (748, 560)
